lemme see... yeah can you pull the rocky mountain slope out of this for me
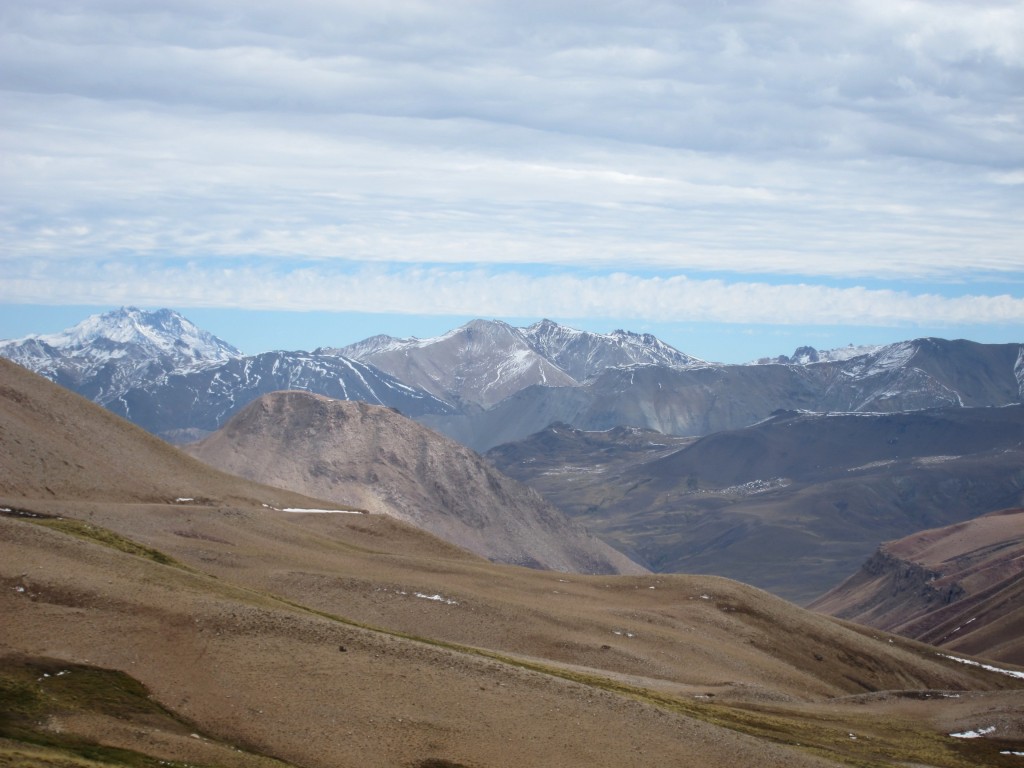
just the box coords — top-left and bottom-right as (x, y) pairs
(489, 406), (1024, 604)
(330, 317), (706, 408)
(330, 319), (577, 408)
(427, 338), (1024, 451)
(3, 357), (1024, 768)
(185, 391), (642, 574)
(811, 508), (1024, 665)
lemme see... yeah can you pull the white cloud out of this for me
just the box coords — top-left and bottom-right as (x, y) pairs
(6, 262), (1023, 329)
(1, 0), (1021, 324)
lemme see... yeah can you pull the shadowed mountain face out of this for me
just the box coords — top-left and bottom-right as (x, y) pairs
(185, 391), (644, 575)
(108, 350), (455, 442)
(425, 338), (1024, 452)
(811, 508), (1024, 666)
(489, 407), (1024, 604)
(4, 358), (1024, 768)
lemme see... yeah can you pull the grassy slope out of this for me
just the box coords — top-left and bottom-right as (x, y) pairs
(3, 357), (1024, 767)
(4, 503), (1024, 768)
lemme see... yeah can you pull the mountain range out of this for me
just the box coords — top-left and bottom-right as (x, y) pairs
(426, 336), (1024, 451)
(4, 308), (1022, 452)
(0, 307), (240, 408)
(328, 317), (706, 408)
(3, 355), (1024, 767)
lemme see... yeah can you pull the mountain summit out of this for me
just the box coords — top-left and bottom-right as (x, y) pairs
(522, 318), (706, 380)
(0, 306), (241, 404)
(187, 390), (645, 574)
(333, 318), (704, 408)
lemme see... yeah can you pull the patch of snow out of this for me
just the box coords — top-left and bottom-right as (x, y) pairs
(718, 477), (790, 496)
(541, 464), (607, 477)
(848, 459), (897, 472)
(1001, 751), (1024, 756)
(940, 654), (1024, 680)
(1015, 347), (1024, 400)
(175, 497), (194, 503)
(914, 455), (961, 466)
(950, 726), (996, 739)
(414, 592), (459, 605)
(279, 507), (363, 514)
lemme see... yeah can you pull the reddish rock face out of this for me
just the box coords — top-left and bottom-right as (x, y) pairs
(812, 508), (1024, 665)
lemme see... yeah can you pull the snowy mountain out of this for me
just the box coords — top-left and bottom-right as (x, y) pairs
(333, 318), (704, 408)
(754, 343), (883, 365)
(0, 307), (242, 404)
(521, 319), (707, 381)
(421, 337), (1024, 451)
(331, 319), (578, 408)
(4, 310), (1021, 453)
(108, 350), (456, 442)
(0, 307), (452, 442)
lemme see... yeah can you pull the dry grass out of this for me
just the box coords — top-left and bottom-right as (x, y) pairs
(3, 358), (1023, 768)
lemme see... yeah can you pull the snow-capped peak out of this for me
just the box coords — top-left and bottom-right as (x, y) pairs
(0, 307), (243, 400)
(15, 309), (241, 364)
(31, 307), (241, 363)
(523, 319), (706, 379)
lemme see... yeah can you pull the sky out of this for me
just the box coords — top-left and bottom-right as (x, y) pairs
(1, 0), (1022, 363)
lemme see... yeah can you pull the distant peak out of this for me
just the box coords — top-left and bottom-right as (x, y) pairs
(4, 306), (242, 362)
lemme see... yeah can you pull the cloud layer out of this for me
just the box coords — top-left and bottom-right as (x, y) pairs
(2, 1), (1022, 330)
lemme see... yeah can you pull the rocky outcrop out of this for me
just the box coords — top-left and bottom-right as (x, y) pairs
(811, 509), (1024, 664)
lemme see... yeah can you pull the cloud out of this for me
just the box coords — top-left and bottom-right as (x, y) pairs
(1, 0), (1021, 321)
(6, 260), (1023, 329)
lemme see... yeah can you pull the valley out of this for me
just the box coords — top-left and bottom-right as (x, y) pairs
(489, 408), (1024, 603)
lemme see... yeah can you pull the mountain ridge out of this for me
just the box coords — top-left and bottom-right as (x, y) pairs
(4, 309), (1021, 452)
(488, 405), (1024, 603)
(0, 307), (242, 406)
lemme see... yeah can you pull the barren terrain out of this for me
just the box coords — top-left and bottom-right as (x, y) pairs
(490, 409), (1024, 603)
(813, 508), (1024, 665)
(3, 357), (1024, 767)
(185, 392), (641, 574)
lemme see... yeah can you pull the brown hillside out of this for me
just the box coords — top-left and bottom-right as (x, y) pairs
(3, 358), (1024, 767)
(812, 508), (1024, 665)
(0, 358), (349, 511)
(185, 391), (643, 574)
